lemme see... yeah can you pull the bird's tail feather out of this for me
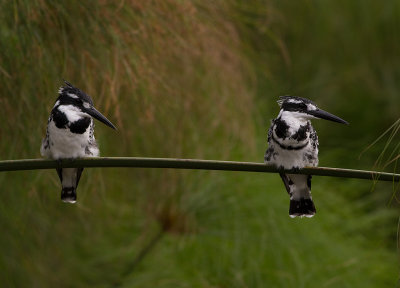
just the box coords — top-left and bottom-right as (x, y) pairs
(61, 187), (77, 203)
(280, 173), (316, 218)
(289, 198), (316, 218)
(56, 167), (84, 204)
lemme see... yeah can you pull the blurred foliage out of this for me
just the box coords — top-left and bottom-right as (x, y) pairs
(231, 0), (400, 158)
(0, 0), (399, 287)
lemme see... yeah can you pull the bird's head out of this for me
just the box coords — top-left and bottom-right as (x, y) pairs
(277, 96), (348, 124)
(54, 81), (116, 129)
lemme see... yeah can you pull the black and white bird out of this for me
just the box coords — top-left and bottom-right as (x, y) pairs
(41, 81), (116, 203)
(264, 96), (348, 218)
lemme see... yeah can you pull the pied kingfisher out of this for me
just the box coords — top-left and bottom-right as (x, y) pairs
(41, 81), (116, 203)
(264, 96), (348, 218)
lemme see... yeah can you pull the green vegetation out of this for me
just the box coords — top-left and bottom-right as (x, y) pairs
(0, 1), (399, 287)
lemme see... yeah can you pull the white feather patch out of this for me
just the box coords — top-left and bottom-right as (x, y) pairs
(67, 93), (79, 99)
(306, 103), (317, 111)
(58, 105), (86, 123)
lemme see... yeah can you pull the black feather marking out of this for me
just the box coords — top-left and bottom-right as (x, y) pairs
(279, 173), (292, 197)
(264, 150), (272, 162)
(52, 109), (68, 129)
(61, 187), (76, 203)
(310, 129), (319, 150)
(88, 122), (95, 143)
(274, 119), (289, 140)
(307, 175), (312, 190)
(282, 102), (307, 112)
(69, 117), (91, 134)
(264, 126), (274, 162)
(43, 136), (50, 150)
(264, 146), (273, 162)
(76, 168), (84, 187)
(271, 133), (308, 150)
(292, 122), (310, 142)
(289, 198), (316, 217)
(267, 123), (272, 143)
(304, 152), (314, 162)
(56, 168), (63, 182)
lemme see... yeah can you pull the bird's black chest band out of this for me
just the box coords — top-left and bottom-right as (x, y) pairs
(271, 132), (309, 150)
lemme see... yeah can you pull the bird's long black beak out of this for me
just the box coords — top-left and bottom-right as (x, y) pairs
(87, 107), (117, 129)
(308, 108), (349, 124)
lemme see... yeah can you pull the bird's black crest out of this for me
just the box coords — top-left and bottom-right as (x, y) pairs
(277, 96), (317, 112)
(59, 80), (94, 105)
(277, 96), (316, 107)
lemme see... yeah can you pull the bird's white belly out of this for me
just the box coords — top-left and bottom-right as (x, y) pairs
(267, 142), (318, 169)
(43, 121), (98, 159)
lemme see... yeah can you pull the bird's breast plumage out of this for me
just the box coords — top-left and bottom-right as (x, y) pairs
(41, 108), (99, 159)
(265, 116), (319, 169)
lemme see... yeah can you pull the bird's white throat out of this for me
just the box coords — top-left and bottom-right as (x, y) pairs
(57, 105), (87, 123)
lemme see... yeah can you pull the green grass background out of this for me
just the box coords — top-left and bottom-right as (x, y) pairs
(1, 1), (400, 287)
